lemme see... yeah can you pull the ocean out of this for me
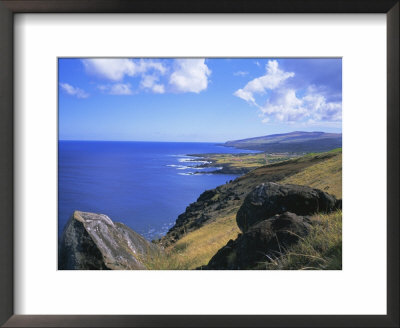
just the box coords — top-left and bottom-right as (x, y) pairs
(58, 141), (256, 240)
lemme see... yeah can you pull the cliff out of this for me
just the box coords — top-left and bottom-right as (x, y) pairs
(154, 150), (342, 270)
(58, 211), (162, 270)
(159, 150), (340, 247)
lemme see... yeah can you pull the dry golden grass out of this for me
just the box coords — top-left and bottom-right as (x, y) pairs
(280, 153), (342, 198)
(146, 212), (241, 270)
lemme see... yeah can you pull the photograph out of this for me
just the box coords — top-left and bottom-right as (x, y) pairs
(1, 0), (397, 325)
(58, 57), (342, 270)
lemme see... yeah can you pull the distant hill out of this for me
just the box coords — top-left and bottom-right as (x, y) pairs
(224, 131), (342, 153)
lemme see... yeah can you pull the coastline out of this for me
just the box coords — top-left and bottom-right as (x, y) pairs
(191, 154), (254, 175)
(183, 152), (299, 175)
(157, 149), (342, 270)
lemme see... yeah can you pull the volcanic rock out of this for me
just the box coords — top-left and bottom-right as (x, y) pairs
(203, 212), (312, 270)
(59, 211), (162, 270)
(236, 182), (340, 232)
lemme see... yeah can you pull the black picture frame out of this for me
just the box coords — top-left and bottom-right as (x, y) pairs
(0, 1), (398, 327)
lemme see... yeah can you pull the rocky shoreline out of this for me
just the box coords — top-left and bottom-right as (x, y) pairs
(185, 153), (262, 175)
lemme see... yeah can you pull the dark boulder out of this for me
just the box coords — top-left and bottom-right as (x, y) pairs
(59, 211), (162, 270)
(237, 182), (340, 232)
(203, 212), (312, 270)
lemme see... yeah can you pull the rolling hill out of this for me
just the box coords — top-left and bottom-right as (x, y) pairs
(224, 131), (342, 153)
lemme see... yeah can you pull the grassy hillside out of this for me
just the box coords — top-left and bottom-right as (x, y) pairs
(159, 150), (341, 247)
(147, 213), (240, 269)
(152, 149), (342, 270)
(281, 150), (342, 198)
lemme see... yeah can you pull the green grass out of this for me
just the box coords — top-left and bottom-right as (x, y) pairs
(328, 147), (342, 153)
(207, 153), (267, 169)
(201, 153), (297, 170)
(258, 210), (342, 270)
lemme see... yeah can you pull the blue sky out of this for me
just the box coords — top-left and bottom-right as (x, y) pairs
(59, 58), (342, 142)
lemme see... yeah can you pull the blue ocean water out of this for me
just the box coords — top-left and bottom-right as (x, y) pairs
(58, 141), (256, 240)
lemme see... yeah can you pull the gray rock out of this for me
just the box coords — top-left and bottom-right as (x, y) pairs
(58, 211), (162, 270)
(237, 182), (340, 232)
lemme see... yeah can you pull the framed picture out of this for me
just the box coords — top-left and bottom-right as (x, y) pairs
(0, 0), (398, 327)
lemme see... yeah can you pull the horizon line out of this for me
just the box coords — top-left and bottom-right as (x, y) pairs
(58, 139), (227, 143)
(59, 130), (342, 144)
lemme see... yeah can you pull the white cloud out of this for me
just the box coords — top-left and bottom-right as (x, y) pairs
(82, 58), (212, 95)
(152, 84), (165, 94)
(83, 59), (136, 81)
(60, 83), (89, 98)
(98, 83), (133, 95)
(169, 59), (211, 93)
(234, 60), (341, 124)
(138, 60), (167, 75)
(234, 60), (294, 105)
(260, 88), (342, 123)
(82, 59), (166, 81)
(140, 75), (165, 94)
(233, 71), (249, 77)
